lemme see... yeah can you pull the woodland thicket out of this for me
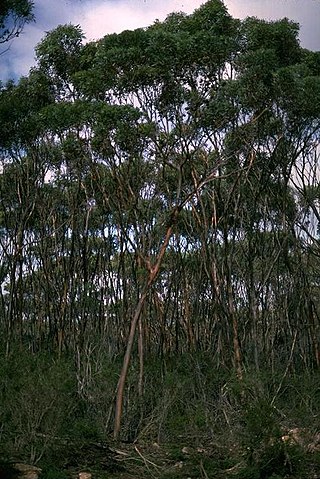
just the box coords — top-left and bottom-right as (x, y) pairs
(0, 2), (320, 477)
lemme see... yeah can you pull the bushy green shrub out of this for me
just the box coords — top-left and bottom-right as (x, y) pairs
(0, 348), (77, 462)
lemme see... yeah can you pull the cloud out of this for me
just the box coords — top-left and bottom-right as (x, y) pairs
(0, 0), (82, 82)
(80, 0), (204, 41)
(0, 24), (42, 81)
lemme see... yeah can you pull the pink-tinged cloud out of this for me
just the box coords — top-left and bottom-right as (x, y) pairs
(80, 0), (204, 41)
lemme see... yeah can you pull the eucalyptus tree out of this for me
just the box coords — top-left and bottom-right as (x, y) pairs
(73, 0), (245, 436)
(0, 67), (54, 354)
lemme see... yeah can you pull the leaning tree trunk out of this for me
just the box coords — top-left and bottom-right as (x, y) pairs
(113, 222), (175, 439)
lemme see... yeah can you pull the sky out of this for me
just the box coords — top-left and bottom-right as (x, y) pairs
(0, 0), (319, 83)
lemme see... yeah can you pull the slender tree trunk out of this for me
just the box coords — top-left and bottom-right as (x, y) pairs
(138, 318), (144, 398)
(113, 223), (174, 439)
(228, 281), (243, 381)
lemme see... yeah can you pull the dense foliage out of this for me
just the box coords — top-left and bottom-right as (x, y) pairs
(0, 1), (319, 474)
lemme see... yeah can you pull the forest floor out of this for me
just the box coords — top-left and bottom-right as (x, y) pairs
(62, 440), (240, 479)
(40, 434), (320, 479)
